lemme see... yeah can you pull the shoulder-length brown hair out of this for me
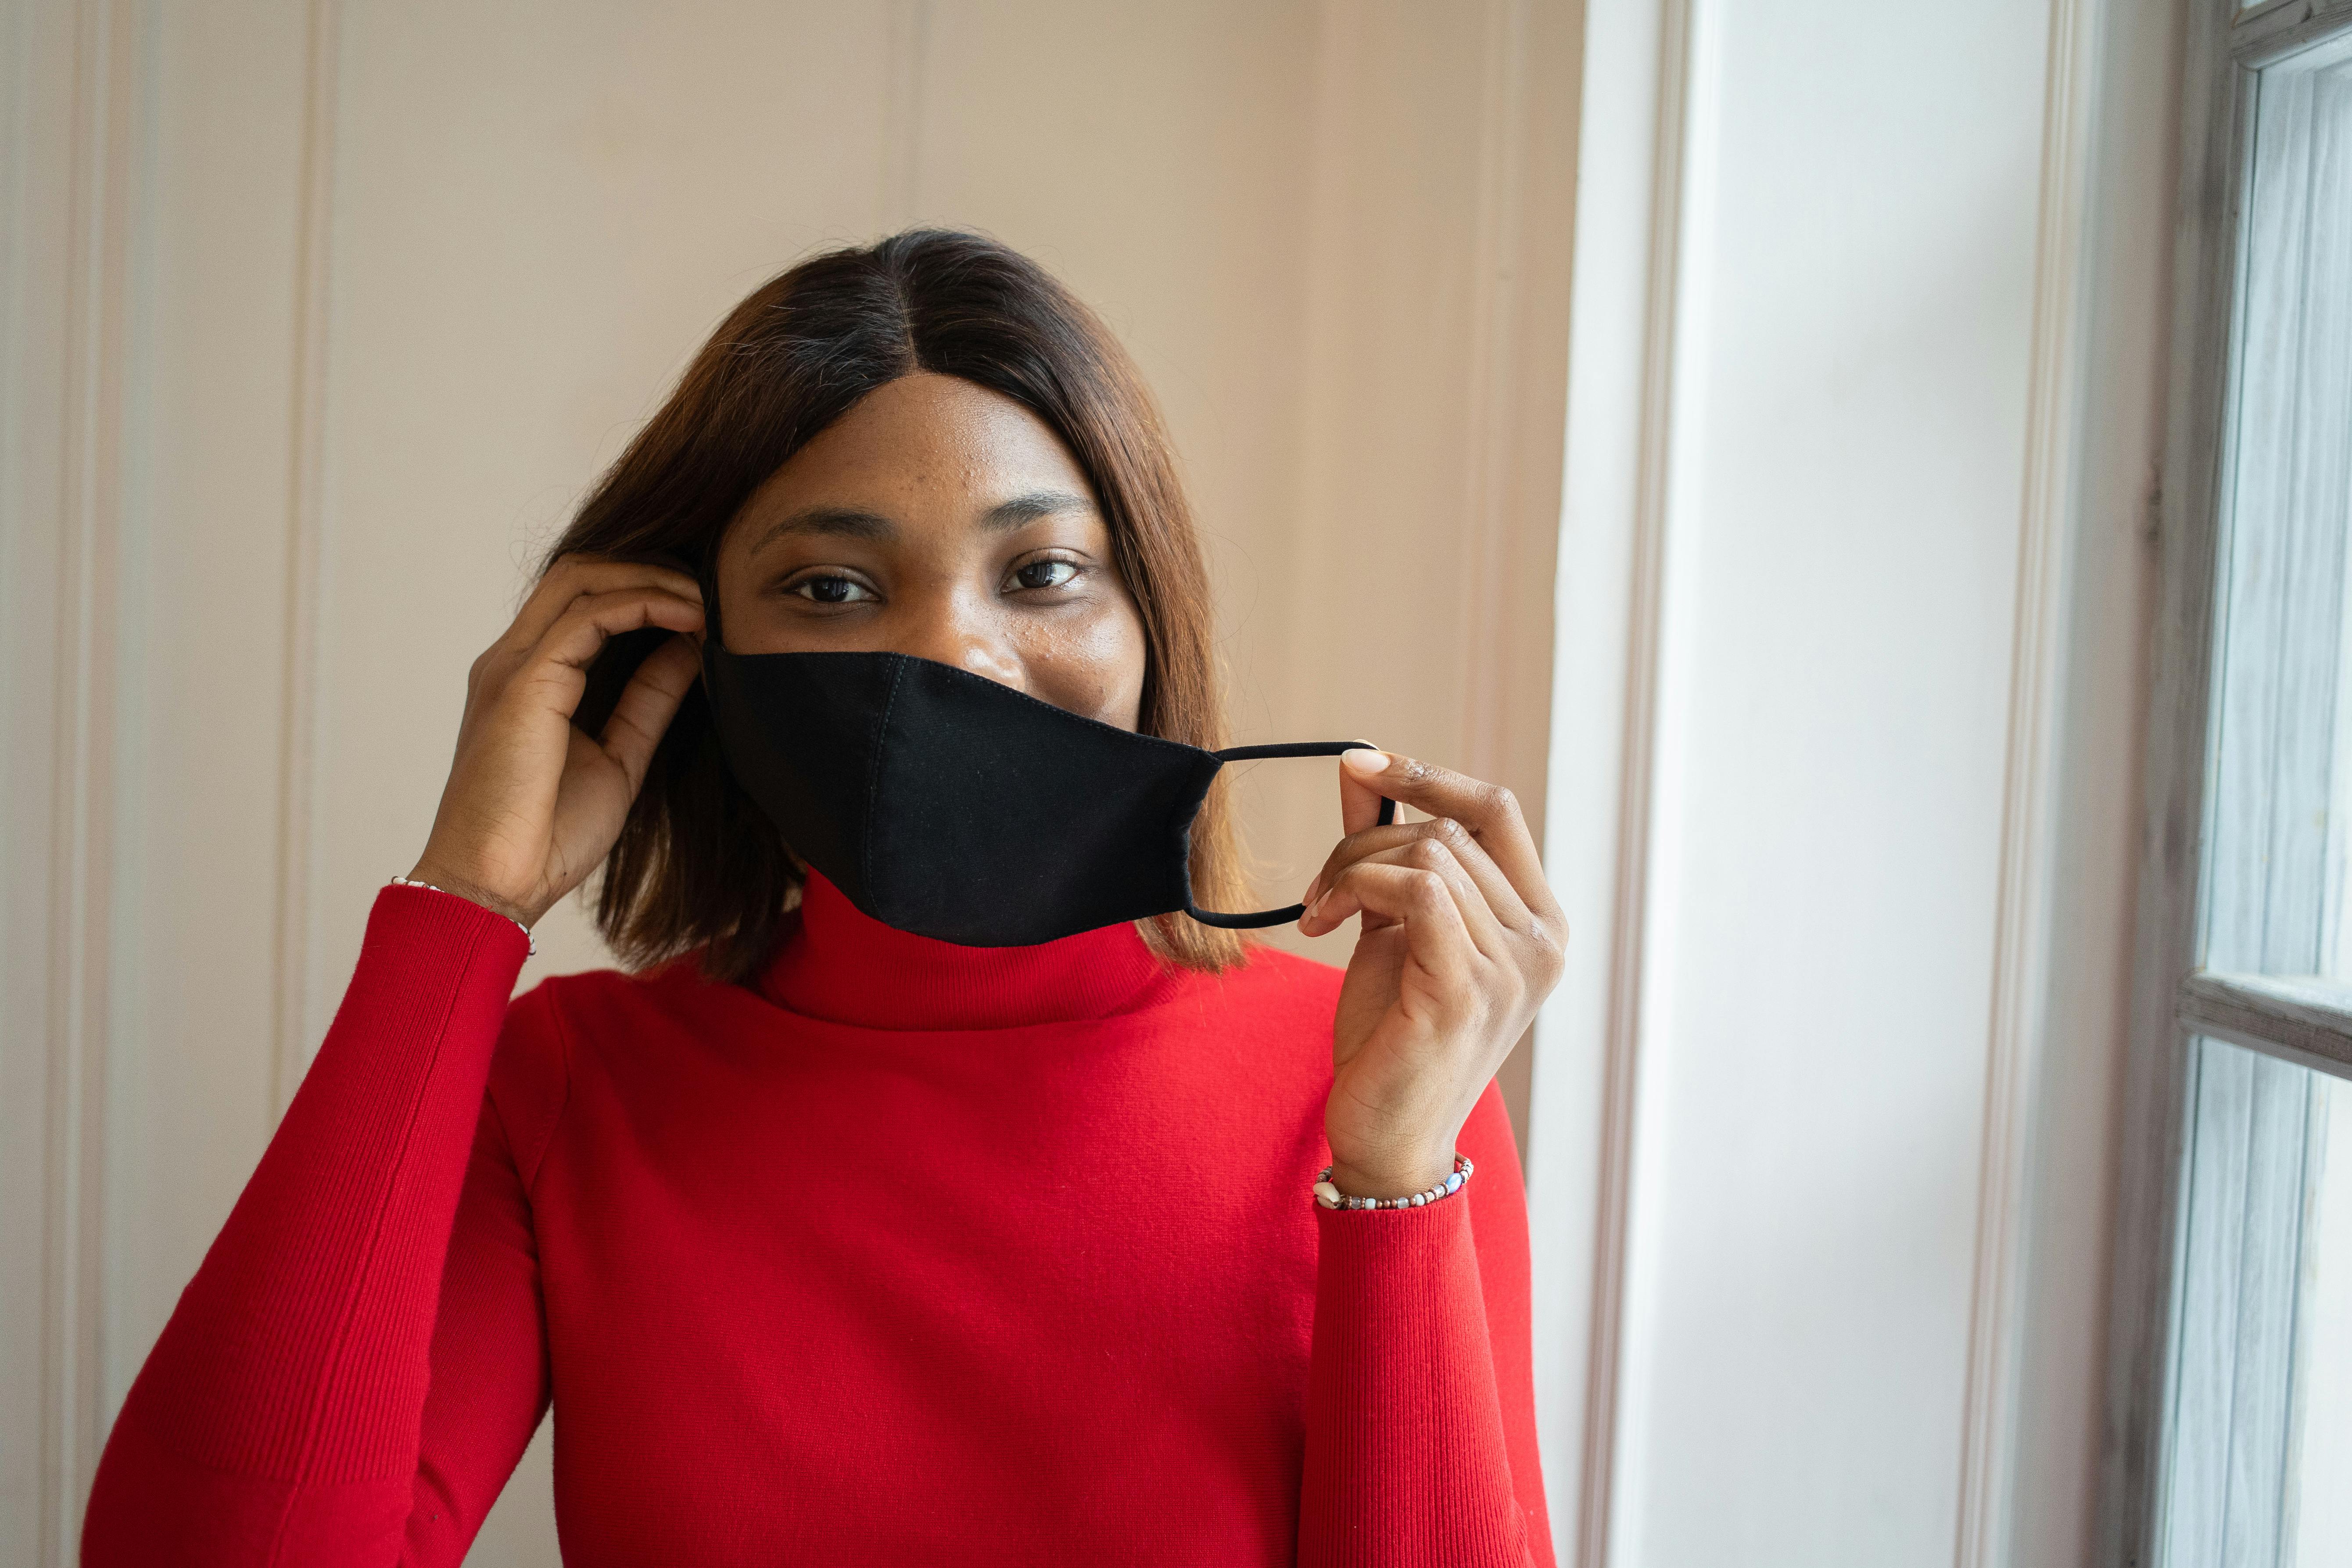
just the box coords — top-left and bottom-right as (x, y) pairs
(547, 230), (1249, 982)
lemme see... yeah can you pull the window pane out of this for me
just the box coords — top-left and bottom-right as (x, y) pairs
(2206, 37), (2352, 981)
(2167, 1037), (2319, 1565)
(2297, 1066), (2352, 1561)
(2170, 30), (2352, 1568)
(2164, 1038), (2352, 1560)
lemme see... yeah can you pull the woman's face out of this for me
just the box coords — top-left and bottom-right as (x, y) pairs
(712, 372), (1149, 731)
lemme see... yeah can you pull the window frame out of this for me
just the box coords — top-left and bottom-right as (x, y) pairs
(2111, 3), (2352, 1564)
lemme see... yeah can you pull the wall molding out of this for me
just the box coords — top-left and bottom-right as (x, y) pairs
(1952, 1), (2105, 1564)
(40, 0), (139, 1558)
(1544, 0), (1706, 1562)
(1594, 4), (1722, 1563)
(1457, 0), (1532, 793)
(269, 0), (342, 1118)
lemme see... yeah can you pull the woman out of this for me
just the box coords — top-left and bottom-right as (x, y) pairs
(82, 231), (1565, 1566)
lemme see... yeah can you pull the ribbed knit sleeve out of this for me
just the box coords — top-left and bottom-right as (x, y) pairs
(1299, 1079), (1554, 1567)
(81, 883), (549, 1567)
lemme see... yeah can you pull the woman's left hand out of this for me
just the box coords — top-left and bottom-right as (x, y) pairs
(1297, 749), (1568, 1200)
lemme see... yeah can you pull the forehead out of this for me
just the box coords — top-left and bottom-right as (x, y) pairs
(752, 372), (1095, 514)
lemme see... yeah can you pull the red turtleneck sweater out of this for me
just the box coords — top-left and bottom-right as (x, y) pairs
(82, 876), (1553, 1565)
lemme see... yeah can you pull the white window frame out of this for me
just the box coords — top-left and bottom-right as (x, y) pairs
(2110, 3), (2352, 1564)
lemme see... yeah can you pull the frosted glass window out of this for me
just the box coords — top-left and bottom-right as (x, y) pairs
(2293, 1070), (2352, 1563)
(2207, 39), (2352, 987)
(2165, 28), (2352, 1568)
(2179, 1053), (2352, 1559)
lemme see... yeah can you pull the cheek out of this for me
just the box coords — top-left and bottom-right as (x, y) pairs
(1026, 600), (1149, 730)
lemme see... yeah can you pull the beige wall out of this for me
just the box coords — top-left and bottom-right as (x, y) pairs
(0, 1), (1576, 1560)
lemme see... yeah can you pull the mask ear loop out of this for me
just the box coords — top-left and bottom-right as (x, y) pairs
(1183, 742), (1398, 930)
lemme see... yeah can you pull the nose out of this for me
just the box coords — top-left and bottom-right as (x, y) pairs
(896, 598), (1026, 694)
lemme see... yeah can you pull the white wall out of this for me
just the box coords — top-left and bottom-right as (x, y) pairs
(0, 1), (1574, 1562)
(1528, 1), (2174, 1564)
(1635, 4), (2046, 1559)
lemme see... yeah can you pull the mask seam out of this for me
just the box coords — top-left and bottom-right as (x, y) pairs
(861, 657), (907, 897)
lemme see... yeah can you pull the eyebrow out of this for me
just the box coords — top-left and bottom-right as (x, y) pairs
(746, 489), (1096, 558)
(980, 489), (1095, 529)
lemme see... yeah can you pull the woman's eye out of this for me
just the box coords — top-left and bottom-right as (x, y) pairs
(1012, 560), (1079, 592)
(790, 575), (873, 605)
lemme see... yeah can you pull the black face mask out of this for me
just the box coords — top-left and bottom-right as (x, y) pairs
(697, 641), (1394, 948)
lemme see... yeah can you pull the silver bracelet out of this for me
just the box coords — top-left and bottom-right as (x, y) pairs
(1313, 1152), (1474, 1212)
(388, 874), (536, 958)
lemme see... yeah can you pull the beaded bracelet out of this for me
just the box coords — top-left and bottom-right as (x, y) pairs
(388, 874), (537, 958)
(1312, 1152), (1474, 1212)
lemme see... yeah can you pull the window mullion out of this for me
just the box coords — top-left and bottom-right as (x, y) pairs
(2180, 972), (2352, 1080)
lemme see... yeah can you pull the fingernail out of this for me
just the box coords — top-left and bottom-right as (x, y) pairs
(1302, 875), (1323, 907)
(1342, 748), (1391, 775)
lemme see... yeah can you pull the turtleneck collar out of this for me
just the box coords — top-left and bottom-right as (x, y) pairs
(758, 872), (1179, 1030)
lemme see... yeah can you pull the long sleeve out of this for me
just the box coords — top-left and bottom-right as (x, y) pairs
(1299, 1078), (1555, 1568)
(82, 884), (551, 1566)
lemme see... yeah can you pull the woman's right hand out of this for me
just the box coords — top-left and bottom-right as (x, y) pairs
(406, 554), (706, 929)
